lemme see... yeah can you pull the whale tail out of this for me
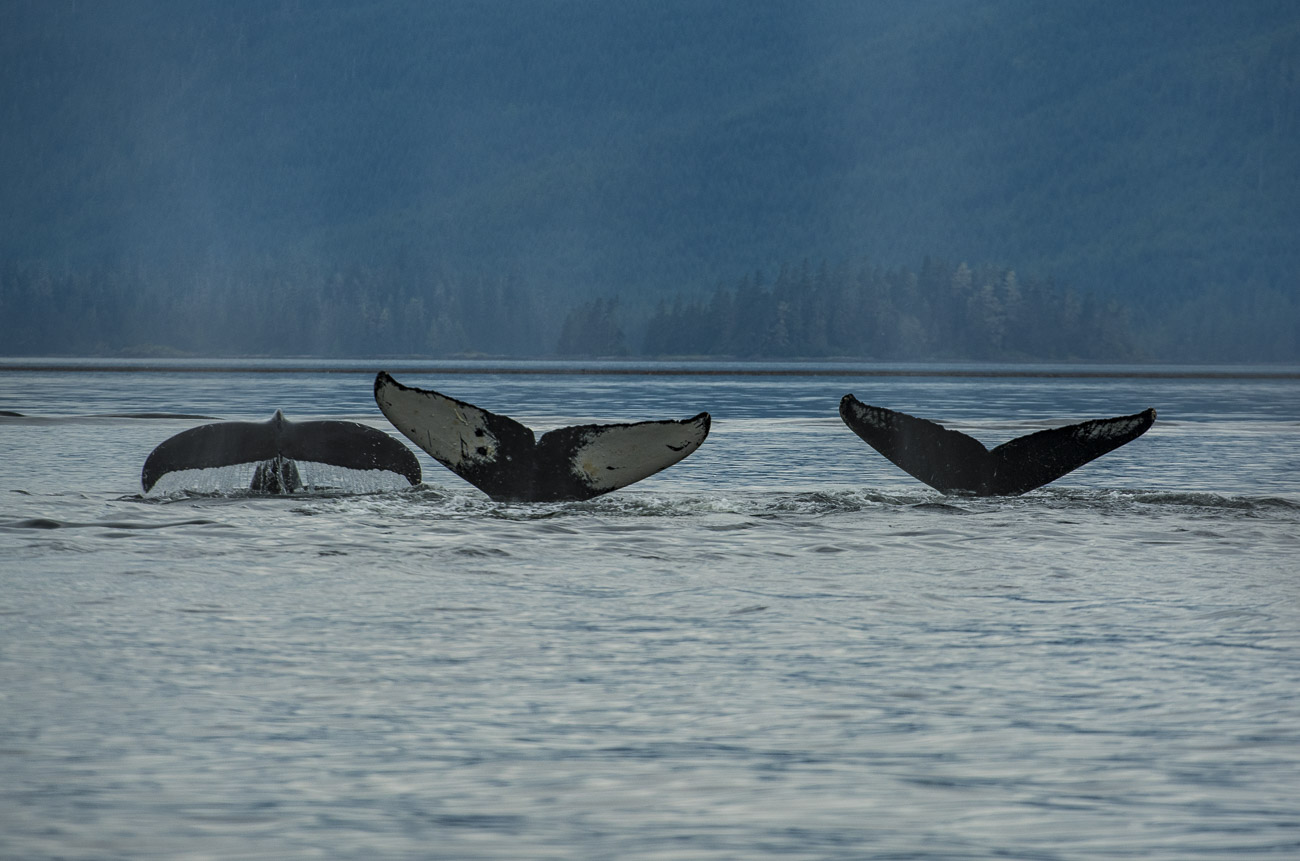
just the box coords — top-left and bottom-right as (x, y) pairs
(839, 395), (1156, 496)
(373, 371), (710, 502)
(142, 410), (422, 493)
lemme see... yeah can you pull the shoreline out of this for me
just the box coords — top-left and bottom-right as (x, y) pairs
(2, 360), (1298, 380)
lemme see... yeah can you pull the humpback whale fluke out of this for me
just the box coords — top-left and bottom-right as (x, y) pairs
(838, 395), (1156, 496)
(141, 410), (422, 493)
(373, 371), (711, 502)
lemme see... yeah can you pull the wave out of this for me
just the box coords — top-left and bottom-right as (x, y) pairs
(1127, 490), (1300, 514)
(562, 487), (1300, 519)
(130, 482), (1299, 520)
(0, 412), (221, 423)
(0, 516), (217, 531)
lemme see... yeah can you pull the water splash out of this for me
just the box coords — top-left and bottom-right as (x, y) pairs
(144, 460), (416, 498)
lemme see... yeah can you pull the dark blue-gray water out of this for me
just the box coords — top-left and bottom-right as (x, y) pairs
(2, 362), (1298, 860)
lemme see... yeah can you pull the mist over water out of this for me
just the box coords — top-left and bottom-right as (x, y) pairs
(2, 364), (1298, 859)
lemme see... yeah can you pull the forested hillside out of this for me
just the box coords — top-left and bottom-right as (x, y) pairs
(633, 260), (1135, 361)
(10, 255), (1274, 361)
(1, 1), (1296, 359)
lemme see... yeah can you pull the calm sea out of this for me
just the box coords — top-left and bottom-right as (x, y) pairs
(2, 360), (1298, 860)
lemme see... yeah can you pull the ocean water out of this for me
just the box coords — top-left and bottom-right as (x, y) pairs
(2, 361), (1298, 860)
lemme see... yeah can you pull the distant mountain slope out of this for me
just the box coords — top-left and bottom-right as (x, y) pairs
(1, 1), (1296, 335)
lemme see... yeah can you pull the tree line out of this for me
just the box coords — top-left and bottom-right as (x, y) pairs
(621, 259), (1136, 361)
(1, 257), (1293, 361)
(0, 263), (550, 358)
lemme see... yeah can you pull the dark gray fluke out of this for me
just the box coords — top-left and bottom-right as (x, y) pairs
(839, 395), (1156, 496)
(374, 371), (710, 502)
(141, 410), (421, 493)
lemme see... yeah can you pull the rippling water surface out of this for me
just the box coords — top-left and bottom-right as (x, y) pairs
(2, 362), (1298, 859)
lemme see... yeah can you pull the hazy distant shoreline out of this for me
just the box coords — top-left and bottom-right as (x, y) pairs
(1, 360), (1296, 380)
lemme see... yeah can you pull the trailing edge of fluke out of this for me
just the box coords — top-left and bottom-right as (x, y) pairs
(141, 410), (422, 493)
(839, 395), (1156, 496)
(373, 371), (711, 502)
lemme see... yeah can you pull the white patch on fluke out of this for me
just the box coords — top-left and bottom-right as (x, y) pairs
(565, 418), (709, 491)
(376, 382), (503, 469)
